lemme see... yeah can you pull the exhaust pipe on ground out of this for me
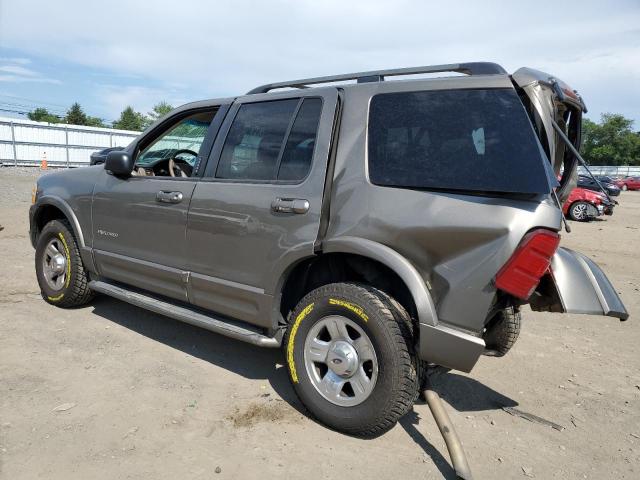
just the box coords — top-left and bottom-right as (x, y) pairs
(422, 376), (474, 480)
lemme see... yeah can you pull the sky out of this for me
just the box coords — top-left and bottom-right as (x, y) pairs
(0, 0), (638, 126)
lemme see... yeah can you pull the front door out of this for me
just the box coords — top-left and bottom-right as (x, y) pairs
(185, 89), (338, 327)
(92, 107), (221, 301)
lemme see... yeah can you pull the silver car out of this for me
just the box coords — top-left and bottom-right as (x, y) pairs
(29, 62), (628, 436)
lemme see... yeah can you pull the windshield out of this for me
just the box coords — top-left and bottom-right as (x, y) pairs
(368, 88), (557, 195)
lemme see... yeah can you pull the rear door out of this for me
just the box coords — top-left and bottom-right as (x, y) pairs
(185, 88), (338, 328)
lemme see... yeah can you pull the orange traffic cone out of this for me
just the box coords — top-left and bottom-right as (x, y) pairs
(40, 152), (48, 170)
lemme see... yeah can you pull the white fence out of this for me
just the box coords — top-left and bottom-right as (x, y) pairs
(578, 165), (640, 177)
(0, 116), (140, 167)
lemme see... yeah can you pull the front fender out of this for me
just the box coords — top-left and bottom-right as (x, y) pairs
(547, 247), (628, 320)
(31, 195), (86, 248)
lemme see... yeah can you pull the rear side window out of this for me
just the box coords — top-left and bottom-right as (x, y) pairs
(216, 98), (322, 181)
(278, 98), (322, 181)
(368, 89), (554, 194)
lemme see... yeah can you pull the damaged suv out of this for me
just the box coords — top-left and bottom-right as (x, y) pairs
(30, 62), (628, 437)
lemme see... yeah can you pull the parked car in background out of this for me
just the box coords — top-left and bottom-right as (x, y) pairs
(563, 187), (612, 221)
(90, 146), (124, 166)
(614, 176), (640, 191)
(578, 174), (620, 196)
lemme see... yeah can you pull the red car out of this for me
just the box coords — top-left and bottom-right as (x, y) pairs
(614, 176), (640, 191)
(563, 187), (611, 221)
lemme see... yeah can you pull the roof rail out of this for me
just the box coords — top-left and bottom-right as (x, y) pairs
(247, 62), (506, 95)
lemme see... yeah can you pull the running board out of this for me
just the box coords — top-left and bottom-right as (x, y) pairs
(88, 280), (281, 348)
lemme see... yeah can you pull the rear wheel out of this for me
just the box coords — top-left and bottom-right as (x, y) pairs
(568, 201), (590, 221)
(285, 283), (420, 437)
(35, 219), (94, 308)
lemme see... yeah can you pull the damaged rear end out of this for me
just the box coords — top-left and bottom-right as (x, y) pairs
(334, 66), (628, 373)
(478, 69), (629, 361)
(510, 68), (628, 321)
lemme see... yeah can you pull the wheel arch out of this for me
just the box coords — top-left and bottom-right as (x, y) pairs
(277, 237), (438, 329)
(32, 196), (86, 249)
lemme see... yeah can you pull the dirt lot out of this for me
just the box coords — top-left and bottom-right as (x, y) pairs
(1, 167), (638, 480)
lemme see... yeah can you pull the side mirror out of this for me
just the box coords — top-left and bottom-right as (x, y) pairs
(105, 151), (134, 177)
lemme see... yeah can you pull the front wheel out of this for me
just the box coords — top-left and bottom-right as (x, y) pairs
(35, 219), (94, 308)
(285, 283), (420, 437)
(568, 201), (591, 222)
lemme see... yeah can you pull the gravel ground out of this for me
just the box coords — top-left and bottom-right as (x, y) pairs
(1, 167), (639, 480)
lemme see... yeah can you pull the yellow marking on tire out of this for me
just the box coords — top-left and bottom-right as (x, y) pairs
(58, 232), (71, 289)
(329, 298), (368, 322)
(287, 302), (314, 383)
(48, 293), (64, 301)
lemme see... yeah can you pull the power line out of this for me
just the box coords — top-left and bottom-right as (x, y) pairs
(0, 93), (68, 109)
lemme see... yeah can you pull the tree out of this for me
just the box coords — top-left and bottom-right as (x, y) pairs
(85, 116), (106, 128)
(113, 106), (146, 131)
(149, 101), (173, 120)
(581, 113), (640, 166)
(27, 107), (61, 123)
(143, 101), (174, 128)
(65, 102), (88, 125)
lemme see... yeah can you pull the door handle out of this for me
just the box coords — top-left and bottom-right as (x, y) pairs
(156, 191), (183, 204)
(271, 198), (310, 214)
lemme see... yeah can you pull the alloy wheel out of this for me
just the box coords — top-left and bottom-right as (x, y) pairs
(304, 315), (378, 407)
(42, 238), (68, 291)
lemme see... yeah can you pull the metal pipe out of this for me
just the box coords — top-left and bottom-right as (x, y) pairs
(422, 378), (473, 480)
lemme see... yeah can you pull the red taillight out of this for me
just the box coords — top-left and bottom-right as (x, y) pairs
(495, 229), (561, 300)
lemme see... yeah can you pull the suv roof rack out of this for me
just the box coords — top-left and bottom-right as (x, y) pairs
(247, 62), (506, 94)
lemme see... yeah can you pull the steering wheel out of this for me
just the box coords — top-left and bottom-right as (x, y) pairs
(168, 149), (198, 178)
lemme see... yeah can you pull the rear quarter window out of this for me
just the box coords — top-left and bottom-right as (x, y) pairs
(367, 88), (554, 195)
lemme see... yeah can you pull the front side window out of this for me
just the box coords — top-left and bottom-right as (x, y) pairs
(136, 110), (216, 177)
(215, 98), (322, 181)
(368, 88), (555, 194)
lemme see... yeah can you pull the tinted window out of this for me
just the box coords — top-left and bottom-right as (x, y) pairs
(216, 100), (298, 180)
(278, 98), (322, 181)
(368, 89), (554, 194)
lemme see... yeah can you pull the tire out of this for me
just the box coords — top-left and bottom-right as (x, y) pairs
(568, 201), (590, 221)
(284, 283), (419, 437)
(483, 306), (521, 356)
(622, 184), (628, 191)
(35, 219), (94, 308)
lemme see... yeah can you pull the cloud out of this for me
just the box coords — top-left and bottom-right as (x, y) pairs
(0, 0), (639, 122)
(96, 84), (189, 120)
(0, 57), (31, 65)
(0, 61), (60, 84)
(0, 65), (38, 76)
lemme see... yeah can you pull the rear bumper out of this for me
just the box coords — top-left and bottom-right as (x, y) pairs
(418, 322), (485, 373)
(550, 247), (628, 320)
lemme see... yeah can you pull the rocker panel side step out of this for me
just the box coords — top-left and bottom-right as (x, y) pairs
(88, 280), (281, 348)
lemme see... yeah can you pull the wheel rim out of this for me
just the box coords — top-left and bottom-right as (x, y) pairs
(303, 315), (378, 407)
(42, 238), (67, 291)
(572, 203), (587, 220)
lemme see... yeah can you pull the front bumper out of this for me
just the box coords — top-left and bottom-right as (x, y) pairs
(28, 204), (38, 248)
